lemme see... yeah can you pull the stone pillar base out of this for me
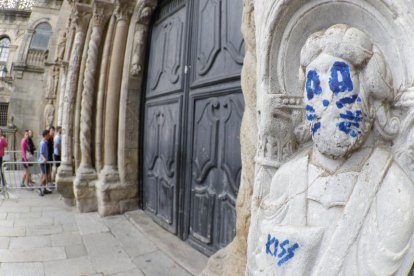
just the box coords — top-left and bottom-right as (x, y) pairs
(96, 166), (138, 216)
(56, 164), (75, 206)
(74, 167), (98, 213)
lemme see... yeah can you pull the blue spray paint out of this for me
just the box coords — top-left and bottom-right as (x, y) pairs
(265, 235), (300, 267)
(307, 114), (317, 121)
(329, 61), (353, 94)
(278, 240), (289, 258)
(337, 109), (363, 137)
(311, 122), (321, 134)
(306, 70), (322, 100)
(277, 243), (300, 267)
(305, 104), (315, 113)
(336, 95), (358, 109)
(322, 99), (330, 107)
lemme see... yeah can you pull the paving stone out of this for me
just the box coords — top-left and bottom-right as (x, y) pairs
(0, 237), (9, 249)
(0, 213), (7, 219)
(133, 251), (192, 276)
(44, 256), (94, 276)
(0, 206), (30, 213)
(65, 244), (87, 258)
(0, 227), (25, 237)
(0, 247), (66, 262)
(9, 235), (51, 249)
(26, 225), (63, 236)
(14, 217), (54, 227)
(62, 223), (79, 232)
(6, 212), (42, 220)
(75, 213), (109, 235)
(108, 268), (145, 276)
(0, 220), (14, 227)
(51, 232), (82, 246)
(83, 233), (136, 275)
(104, 216), (157, 258)
(0, 262), (44, 276)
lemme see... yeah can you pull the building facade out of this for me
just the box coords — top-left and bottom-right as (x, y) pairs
(0, 0), (70, 145)
(49, 0), (248, 265)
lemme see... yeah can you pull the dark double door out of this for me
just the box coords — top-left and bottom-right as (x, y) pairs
(142, 0), (244, 255)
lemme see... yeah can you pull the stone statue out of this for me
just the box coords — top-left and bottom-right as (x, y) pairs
(43, 101), (55, 129)
(46, 65), (59, 99)
(247, 24), (414, 275)
(55, 31), (67, 63)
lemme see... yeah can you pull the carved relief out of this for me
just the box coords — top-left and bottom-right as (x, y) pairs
(248, 24), (414, 275)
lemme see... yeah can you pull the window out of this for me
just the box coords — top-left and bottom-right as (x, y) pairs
(0, 37), (10, 77)
(29, 22), (52, 50)
(0, 103), (9, 126)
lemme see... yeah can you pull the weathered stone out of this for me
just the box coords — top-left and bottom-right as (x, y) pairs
(0, 247), (66, 262)
(43, 257), (94, 276)
(0, 262), (44, 276)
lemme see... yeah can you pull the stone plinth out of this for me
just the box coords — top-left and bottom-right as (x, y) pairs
(56, 165), (75, 206)
(73, 169), (98, 213)
(96, 166), (138, 217)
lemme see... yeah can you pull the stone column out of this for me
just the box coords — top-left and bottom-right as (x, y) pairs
(56, 3), (92, 206)
(96, 0), (133, 216)
(74, 1), (112, 213)
(74, 21), (93, 170)
(95, 14), (115, 173)
(117, 0), (157, 212)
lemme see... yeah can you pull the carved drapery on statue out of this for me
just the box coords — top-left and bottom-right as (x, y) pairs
(247, 1), (414, 275)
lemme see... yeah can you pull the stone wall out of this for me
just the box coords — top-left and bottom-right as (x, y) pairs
(0, 0), (68, 145)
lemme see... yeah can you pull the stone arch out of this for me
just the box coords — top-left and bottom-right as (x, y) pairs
(259, 0), (414, 98)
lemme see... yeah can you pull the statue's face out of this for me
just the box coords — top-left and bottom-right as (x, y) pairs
(304, 53), (370, 158)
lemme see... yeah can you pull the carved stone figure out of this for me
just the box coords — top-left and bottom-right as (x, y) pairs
(46, 65), (60, 99)
(247, 24), (414, 275)
(55, 31), (67, 63)
(43, 101), (55, 128)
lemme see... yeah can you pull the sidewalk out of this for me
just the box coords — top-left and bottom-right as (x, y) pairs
(0, 190), (208, 276)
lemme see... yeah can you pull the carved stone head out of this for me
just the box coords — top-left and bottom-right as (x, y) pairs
(299, 24), (398, 158)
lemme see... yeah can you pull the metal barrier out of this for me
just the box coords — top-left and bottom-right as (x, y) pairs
(1, 160), (60, 198)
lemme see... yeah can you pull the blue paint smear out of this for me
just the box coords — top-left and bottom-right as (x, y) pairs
(322, 99), (330, 107)
(266, 234), (278, 256)
(278, 240), (289, 258)
(305, 104), (315, 113)
(307, 114), (316, 121)
(339, 110), (362, 122)
(312, 122), (321, 134)
(356, 97), (362, 102)
(306, 70), (322, 100)
(277, 243), (299, 267)
(329, 61), (353, 94)
(336, 95), (358, 109)
(337, 109), (363, 137)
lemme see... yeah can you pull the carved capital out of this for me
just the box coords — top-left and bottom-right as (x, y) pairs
(114, 0), (134, 23)
(92, 0), (113, 27)
(72, 4), (92, 33)
(136, 0), (157, 25)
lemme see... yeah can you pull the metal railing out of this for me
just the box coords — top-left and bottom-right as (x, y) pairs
(1, 151), (59, 198)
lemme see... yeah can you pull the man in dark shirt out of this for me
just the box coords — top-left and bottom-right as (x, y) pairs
(47, 126), (55, 187)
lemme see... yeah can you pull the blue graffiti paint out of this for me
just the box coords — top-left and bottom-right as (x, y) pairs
(356, 96), (362, 102)
(337, 109), (363, 137)
(322, 99), (330, 107)
(306, 70), (322, 100)
(265, 235), (300, 267)
(329, 61), (353, 94)
(311, 122), (321, 135)
(336, 95), (358, 109)
(305, 104), (315, 113)
(278, 240), (289, 258)
(277, 243), (300, 267)
(266, 234), (278, 256)
(307, 114), (317, 121)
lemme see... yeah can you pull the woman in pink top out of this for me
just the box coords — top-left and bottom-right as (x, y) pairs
(20, 130), (31, 188)
(0, 129), (7, 189)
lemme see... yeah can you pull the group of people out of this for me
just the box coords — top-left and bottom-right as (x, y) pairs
(21, 126), (61, 196)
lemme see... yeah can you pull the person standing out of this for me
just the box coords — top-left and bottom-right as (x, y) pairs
(38, 130), (51, 196)
(47, 126), (55, 186)
(27, 129), (36, 157)
(53, 126), (61, 170)
(20, 130), (31, 188)
(0, 129), (8, 190)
